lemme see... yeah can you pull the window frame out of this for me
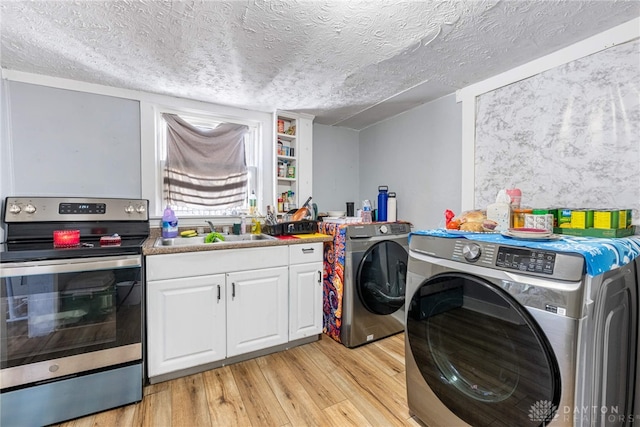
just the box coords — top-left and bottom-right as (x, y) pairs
(141, 100), (274, 225)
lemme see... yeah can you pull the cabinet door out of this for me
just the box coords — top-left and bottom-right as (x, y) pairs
(226, 267), (288, 357)
(147, 274), (226, 377)
(289, 262), (323, 340)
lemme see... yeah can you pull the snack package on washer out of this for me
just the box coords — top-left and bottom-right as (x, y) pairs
(449, 210), (498, 232)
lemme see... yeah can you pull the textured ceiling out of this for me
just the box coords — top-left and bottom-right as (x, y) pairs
(1, 1), (639, 130)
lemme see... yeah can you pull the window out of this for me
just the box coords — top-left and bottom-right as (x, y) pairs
(155, 108), (262, 217)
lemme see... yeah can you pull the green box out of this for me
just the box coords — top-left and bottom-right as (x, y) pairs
(554, 226), (636, 238)
(557, 209), (573, 227)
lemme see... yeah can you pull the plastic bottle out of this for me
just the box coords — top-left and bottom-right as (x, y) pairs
(161, 205), (178, 238)
(362, 200), (372, 223)
(387, 192), (397, 222)
(249, 190), (257, 215)
(251, 217), (262, 234)
(486, 190), (512, 232)
(377, 186), (388, 222)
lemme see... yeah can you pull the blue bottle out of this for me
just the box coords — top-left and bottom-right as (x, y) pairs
(377, 186), (388, 222)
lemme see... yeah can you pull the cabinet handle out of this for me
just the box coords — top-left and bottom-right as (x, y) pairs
(302, 248), (315, 254)
(317, 271), (322, 285)
(217, 284), (221, 301)
(232, 282), (236, 299)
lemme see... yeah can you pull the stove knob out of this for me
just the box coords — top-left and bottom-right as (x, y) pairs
(462, 243), (481, 262)
(136, 205), (146, 213)
(125, 205), (135, 214)
(9, 204), (21, 214)
(24, 204), (36, 214)
(379, 225), (388, 234)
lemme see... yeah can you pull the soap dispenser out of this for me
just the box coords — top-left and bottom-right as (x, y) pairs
(486, 190), (511, 232)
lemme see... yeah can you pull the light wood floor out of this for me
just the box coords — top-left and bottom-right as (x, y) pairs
(55, 332), (425, 427)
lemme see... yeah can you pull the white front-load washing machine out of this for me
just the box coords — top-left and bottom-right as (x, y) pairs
(405, 233), (638, 427)
(340, 222), (410, 348)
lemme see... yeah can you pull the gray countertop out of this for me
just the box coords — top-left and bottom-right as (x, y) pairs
(142, 234), (332, 256)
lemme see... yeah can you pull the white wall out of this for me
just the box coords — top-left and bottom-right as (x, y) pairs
(312, 124), (360, 213)
(359, 94), (462, 230)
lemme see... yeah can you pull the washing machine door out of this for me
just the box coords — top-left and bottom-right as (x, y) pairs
(406, 272), (561, 427)
(356, 240), (407, 315)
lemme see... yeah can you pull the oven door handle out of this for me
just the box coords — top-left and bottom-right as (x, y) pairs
(0, 254), (142, 277)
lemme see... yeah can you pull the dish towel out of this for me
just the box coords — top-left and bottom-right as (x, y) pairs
(410, 229), (640, 277)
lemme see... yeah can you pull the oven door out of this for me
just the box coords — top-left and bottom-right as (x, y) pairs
(0, 255), (142, 389)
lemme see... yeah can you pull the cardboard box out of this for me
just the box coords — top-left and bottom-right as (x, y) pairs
(569, 210), (594, 229)
(593, 209), (633, 229)
(620, 209), (632, 228)
(554, 226), (636, 238)
(593, 210), (620, 229)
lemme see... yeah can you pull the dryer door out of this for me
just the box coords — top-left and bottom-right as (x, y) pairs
(355, 240), (407, 315)
(406, 272), (561, 427)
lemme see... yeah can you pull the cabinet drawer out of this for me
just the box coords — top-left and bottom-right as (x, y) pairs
(147, 246), (288, 281)
(289, 242), (323, 264)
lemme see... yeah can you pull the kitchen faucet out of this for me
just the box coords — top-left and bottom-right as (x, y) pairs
(206, 220), (216, 233)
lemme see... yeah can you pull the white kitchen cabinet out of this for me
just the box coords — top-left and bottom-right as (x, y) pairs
(146, 246), (290, 380)
(226, 267), (288, 357)
(147, 274), (226, 377)
(288, 243), (323, 340)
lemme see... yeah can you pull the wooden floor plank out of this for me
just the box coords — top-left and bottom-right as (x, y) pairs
(256, 351), (331, 426)
(170, 374), (212, 427)
(365, 339), (405, 377)
(141, 387), (171, 427)
(374, 332), (406, 364)
(202, 365), (252, 427)
(230, 358), (290, 426)
(323, 399), (373, 427)
(334, 343), (411, 425)
(281, 344), (348, 409)
(63, 415), (95, 427)
(328, 363), (405, 427)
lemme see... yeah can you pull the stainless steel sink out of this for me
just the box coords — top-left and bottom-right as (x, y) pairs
(224, 234), (277, 242)
(155, 234), (276, 247)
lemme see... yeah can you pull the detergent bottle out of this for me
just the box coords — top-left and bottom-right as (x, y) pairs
(162, 205), (178, 238)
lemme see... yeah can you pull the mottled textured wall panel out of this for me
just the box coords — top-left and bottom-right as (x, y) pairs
(474, 39), (639, 221)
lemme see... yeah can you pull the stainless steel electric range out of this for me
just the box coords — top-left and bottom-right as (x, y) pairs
(1, 197), (149, 426)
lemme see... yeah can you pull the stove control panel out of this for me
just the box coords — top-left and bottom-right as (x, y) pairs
(4, 197), (149, 222)
(59, 202), (107, 215)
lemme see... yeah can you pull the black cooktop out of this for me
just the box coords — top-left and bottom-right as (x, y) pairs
(0, 237), (147, 263)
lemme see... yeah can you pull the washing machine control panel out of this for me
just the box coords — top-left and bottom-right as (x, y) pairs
(496, 246), (556, 274)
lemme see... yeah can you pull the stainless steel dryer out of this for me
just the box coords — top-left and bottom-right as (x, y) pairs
(341, 222), (410, 348)
(405, 234), (638, 427)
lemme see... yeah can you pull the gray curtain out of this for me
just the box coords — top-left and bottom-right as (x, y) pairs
(163, 113), (249, 209)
